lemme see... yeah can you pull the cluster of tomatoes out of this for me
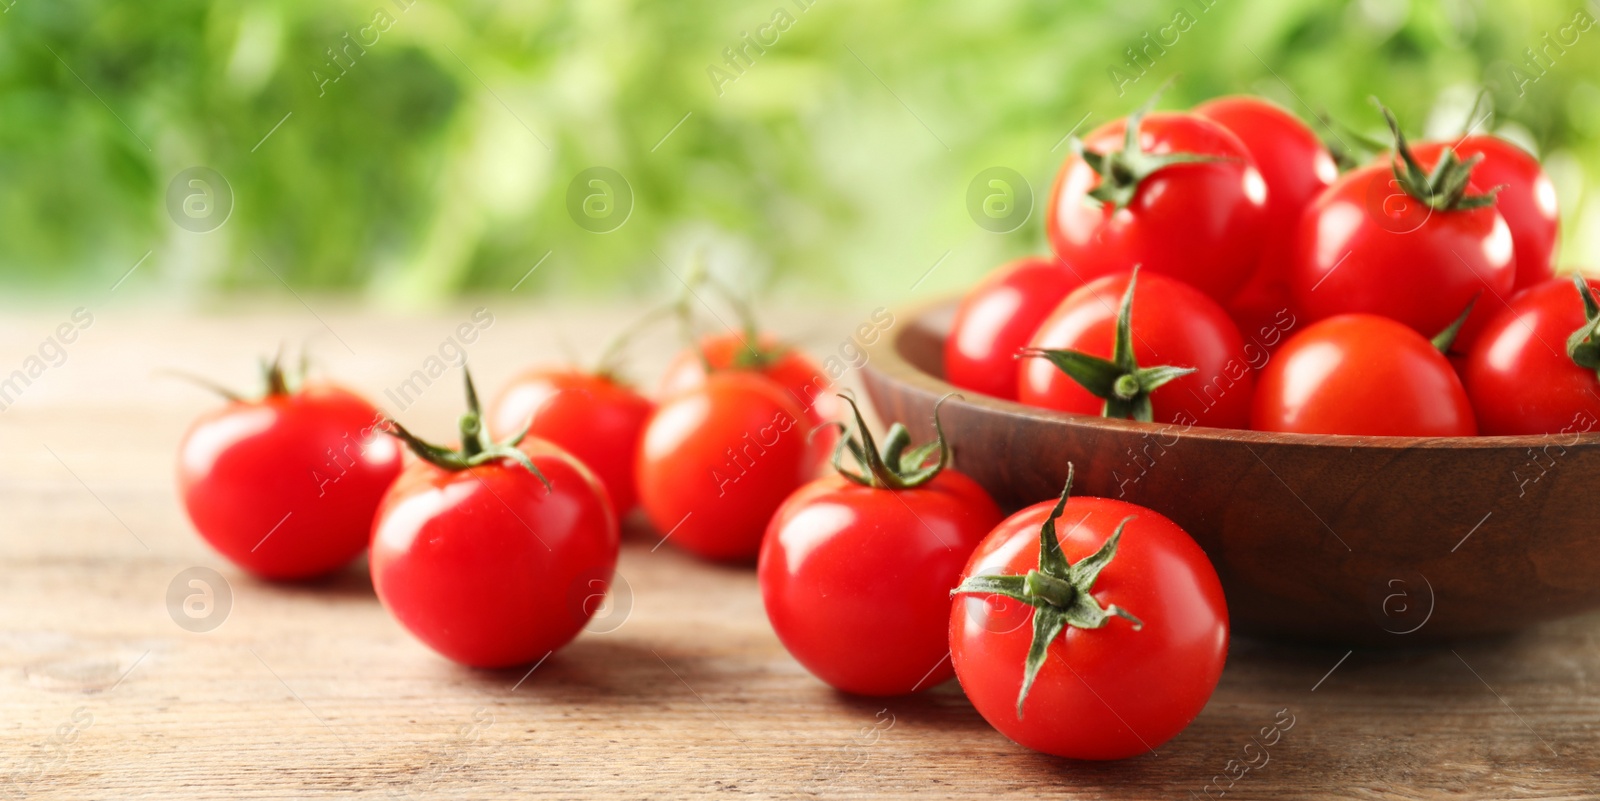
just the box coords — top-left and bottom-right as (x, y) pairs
(947, 93), (1588, 438)
(174, 275), (1229, 760)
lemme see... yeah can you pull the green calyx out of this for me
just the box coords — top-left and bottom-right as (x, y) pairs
(951, 464), (1142, 718)
(161, 345), (307, 403)
(1376, 100), (1500, 212)
(830, 393), (952, 490)
(1431, 294), (1480, 354)
(384, 368), (552, 491)
(1077, 89), (1226, 210)
(1019, 268), (1196, 422)
(1565, 274), (1600, 373)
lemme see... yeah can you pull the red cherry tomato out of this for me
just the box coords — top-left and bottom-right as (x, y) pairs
(950, 470), (1228, 760)
(637, 372), (814, 562)
(372, 376), (619, 668)
(1252, 314), (1477, 436)
(1464, 276), (1600, 435)
(759, 400), (1002, 696)
(1046, 109), (1267, 303)
(488, 368), (652, 518)
(660, 331), (838, 468)
(944, 256), (1080, 400)
(1018, 271), (1254, 428)
(1289, 115), (1515, 341)
(1414, 136), (1559, 292)
(1195, 96), (1338, 339)
(178, 369), (401, 580)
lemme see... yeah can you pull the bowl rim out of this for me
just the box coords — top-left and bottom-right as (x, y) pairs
(868, 294), (1600, 451)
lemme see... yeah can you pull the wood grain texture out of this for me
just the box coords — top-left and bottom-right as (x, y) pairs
(863, 299), (1600, 645)
(1, 305), (1597, 799)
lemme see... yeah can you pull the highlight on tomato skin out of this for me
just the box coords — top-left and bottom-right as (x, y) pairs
(948, 469), (1229, 761)
(178, 371), (403, 581)
(943, 255), (1082, 401)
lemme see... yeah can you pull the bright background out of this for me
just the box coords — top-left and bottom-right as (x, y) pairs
(4, 0), (1599, 307)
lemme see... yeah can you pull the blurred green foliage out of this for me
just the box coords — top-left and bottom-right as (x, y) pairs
(2, 0), (1598, 305)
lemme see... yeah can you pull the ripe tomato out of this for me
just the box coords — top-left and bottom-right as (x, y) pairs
(1414, 136), (1559, 292)
(1195, 96), (1339, 341)
(1018, 270), (1253, 428)
(1464, 276), (1600, 435)
(943, 256), (1080, 400)
(1290, 109), (1514, 341)
(637, 371), (814, 562)
(1252, 314), (1477, 436)
(950, 467), (1228, 760)
(371, 372), (618, 668)
(488, 368), (652, 518)
(660, 331), (838, 468)
(1046, 107), (1267, 303)
(178, 360), (401, 580)
(759, 397), (1002, 696)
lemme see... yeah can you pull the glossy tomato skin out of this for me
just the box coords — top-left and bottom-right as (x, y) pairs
(1414, 136), (1559, 292)
(1047, 111), (1268, 303)
(950, 496), (1228, 760)
(637, 372), (814, 562)
(1464, 278), (1600, 435)
(370, 439), (619, 668)
(178, 385), (402, 580)
(488, 369), (653, 518)
(1290, 162), (1515, 342)
(1018, 271), (1254, 428)
(1195, 96), (1338, 340)
(661, 332), (838, 469)
(759, 472), (1002, 696)
(1252, 314), (1477, 437)
(944, 256), (1081, 400)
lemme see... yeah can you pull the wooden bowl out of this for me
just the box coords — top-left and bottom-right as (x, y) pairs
(862, 298), (1600, 645)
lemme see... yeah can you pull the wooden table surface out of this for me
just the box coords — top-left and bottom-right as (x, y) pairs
(2, 303), (1597, 800)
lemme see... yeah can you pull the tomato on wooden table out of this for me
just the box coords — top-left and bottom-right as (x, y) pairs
(371, 370), (619, 668)
(1195, 95), (1339, 341)
(1252, 314), (1477, 437)
(759, 396), (1002, 696)
(1290, 106), (1514, 344)
(1018, 269), (1253, 428)
(489, 368), (652, 518)
(1464, 275), (1600, 435)
(178, 356), (401, 580)
(943, 256), (1080, 400)
(637, 371), (814, 562)
(1046, 103), (1267, 303)
(1414, 135), (1559, 292)
(950, 465), (1228, 760)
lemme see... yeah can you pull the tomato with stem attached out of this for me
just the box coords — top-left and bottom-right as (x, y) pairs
(944, 256), (1081, 400)
(1290, 104), (1514, 343)
(1464, 275), (1600, 435)
(637, 371), (814, 562)
(1252, 313), (1477, 437)
(1018, 269), (1253, 428)
(950, 465), (1228, 760)
(371, 370), (618, 668)
(177, 353), (402, 580)
(1047, 98), (1267, 303)
(760, 396), (1001, 696)
(1414, 135), (1558, 292)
